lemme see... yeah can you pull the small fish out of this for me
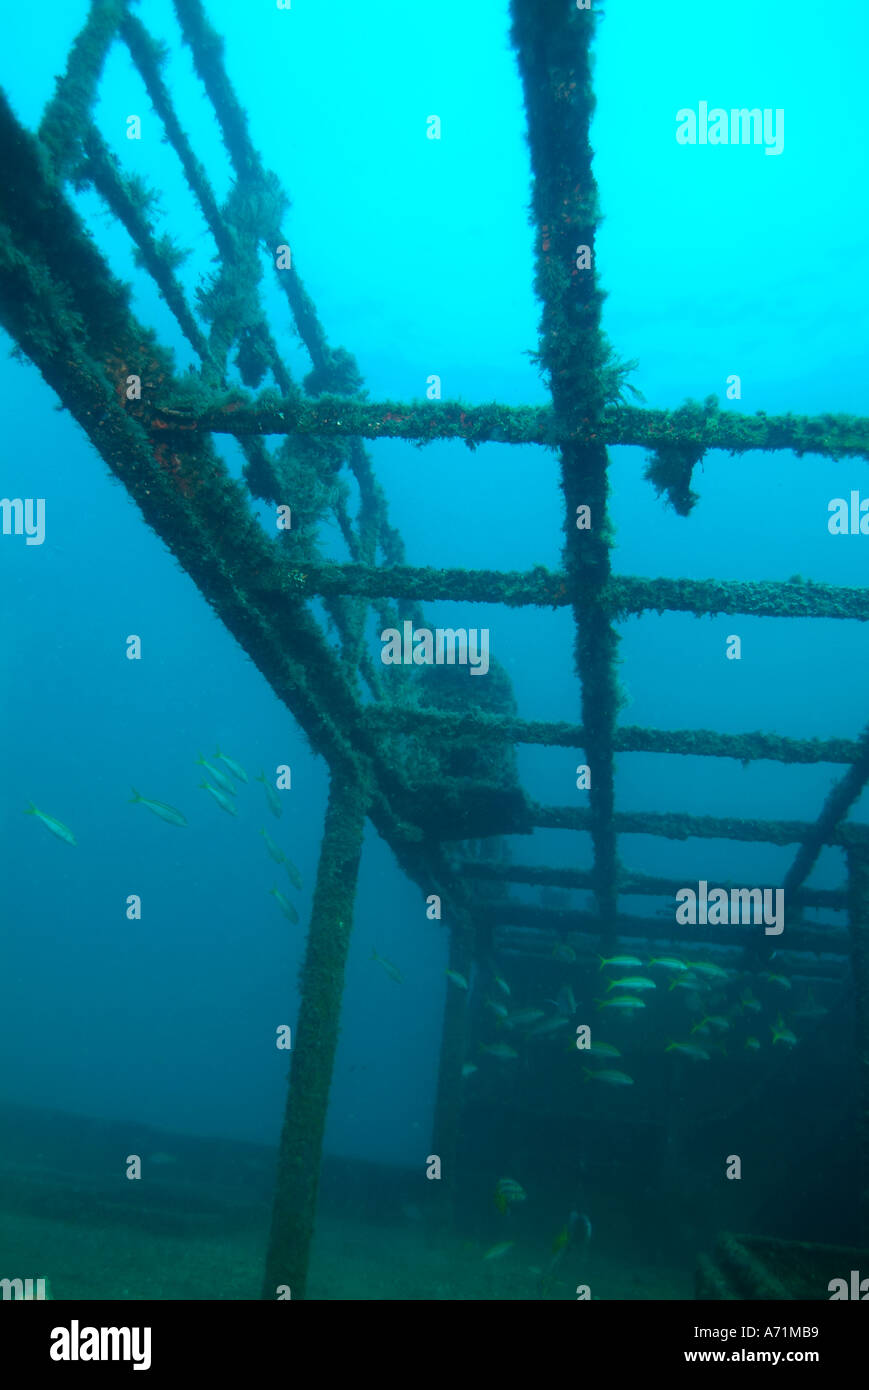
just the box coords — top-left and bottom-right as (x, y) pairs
(552, 943), (576, 963)
(214, 747), (248, 783)
(686, 961), (731, 981)
(504, 1008), (545, 1028)
(493, 975), (511, 997)
(494, 1178), (526, 1214)
(587, 1040), (621, 1058)
(598, 954), (642, 971)
(704, 1015), (731, 1032)
(596, 995), (645, 1012)
(195, 754), (236, 796)
(607, 976), (656, 993)
(480, 1043), (519, 1060)
(584, 1067), (634, 1086)
(200, 780), (238, 816)
(486, 998), (509, 1020)
(24, 802), (77, 845)
(260, 827), (285, 864)
(666, 1042), (710, 1061)
(690, 1019), (712, 1037)
(284, 857), (303, 891)
(482, 1241), (514, 1261)
(771, 1015), (797, 1046)
(461, 1063), (478, 1078)
(256, 770), (282, 819)
(739, 989), (762, 1013)
(648, 956), (688, 973)
(129, 789), (187, 827)
(745, 1036), (761, 1051)
(669, 974), (700, 992)
(527, 1016), (569, 1037)
(371, 948), (403, 983)
(270, 886), (299, 923)
(762, 972), (792, 991)
(541, 1212), (591, 1293)
(446, 970), (469, 990)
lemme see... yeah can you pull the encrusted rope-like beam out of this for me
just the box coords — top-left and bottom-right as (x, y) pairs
(262, 773), (369, 1300)
(846, 848), (869, 1239)
(0, 90), (478, 918)
(782, 723), (869, 899)
(247, 559), (869, 621)
(146, 393), (869, 462)
(121, 12), (234, 259)
(365, 706), (861, 767)
(79, 123), (216, 367)
(509, 0), (620, 942)
(484, 902), (847, 957)
(38, 0), (126, 176)
(534, 801), (869, 849)
(459, 860), (846, 911)
(608, 574), (869, 622)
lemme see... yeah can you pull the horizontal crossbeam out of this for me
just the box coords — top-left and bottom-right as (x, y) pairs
(145, 394), (869, 462)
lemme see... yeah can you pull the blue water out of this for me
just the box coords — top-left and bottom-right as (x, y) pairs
(1, 0), (867, 1296)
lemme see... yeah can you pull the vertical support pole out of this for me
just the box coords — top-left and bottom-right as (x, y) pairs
(262, 773), (369, 1300)
(431, 924), (473, 1226)
(510, 0), (619, 949)
(847, 847), (869, 1242)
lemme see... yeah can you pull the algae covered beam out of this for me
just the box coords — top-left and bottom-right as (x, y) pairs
(782, 722), (869, 901)
(249, 558), (869, 621)
(610, 574), (869, 622)
(847, 848), (869, 1241)
(431, 923), (474, 1225)
(0, 91), (475, 927)
(534, 801), (869, 849)
(485, 904), (848, 957)
(146, 394), (869, 462)
(511, 0), (619, 940)
(263, 774), (369, 1300)
(362, 704), (861, 766)
(38, 0), (126, 175)
(460, 860), (846, 911)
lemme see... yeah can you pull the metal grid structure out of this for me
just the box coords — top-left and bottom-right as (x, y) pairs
(3, 0), (869, 1298)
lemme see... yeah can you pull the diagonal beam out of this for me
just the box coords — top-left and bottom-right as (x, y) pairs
(0, 91), (475, 928)
(38, 0), (126, 175)
(782, 722), (869, 900)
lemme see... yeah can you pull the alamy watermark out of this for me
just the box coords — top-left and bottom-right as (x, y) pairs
(1, 497), (44, 545)
(380, 621), (490, 676)
(50, 1321), (151, 1371)
(1, 1276), (48, 1299)
(676, 103), (784, 156)
(675, 881), (784, 935)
